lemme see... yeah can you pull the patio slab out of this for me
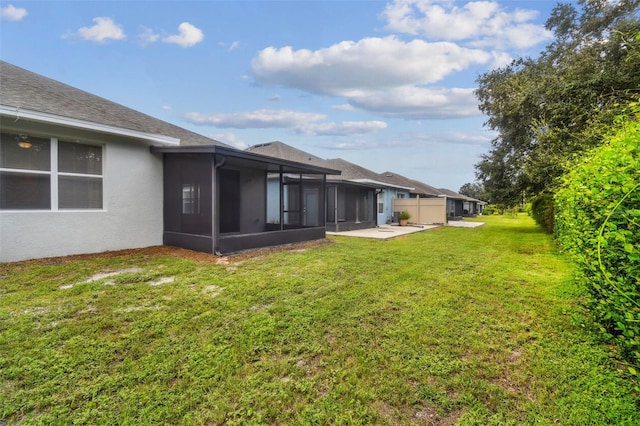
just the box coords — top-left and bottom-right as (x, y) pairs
(446, 220), (485, 228)
(327, 224), (440, 240)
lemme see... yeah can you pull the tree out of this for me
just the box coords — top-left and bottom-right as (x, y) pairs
(475, 0), (640, 206)
(458, 182), (487, 201)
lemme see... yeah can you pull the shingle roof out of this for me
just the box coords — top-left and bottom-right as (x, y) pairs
(322, 158), (383, 183)
(246, 141), (325, 164)
(437, 188), (475, 201)
(0, 61), (229, 147)
(379, 171), (442, 197)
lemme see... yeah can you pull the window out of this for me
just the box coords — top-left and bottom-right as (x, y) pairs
(182, 184), (200, 214)
(0, 133), (103, 210)
(378, 191), (384, 214)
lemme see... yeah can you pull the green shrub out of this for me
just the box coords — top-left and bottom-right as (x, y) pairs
(555, 109), (640, 372)
(483, 204), (501, 215)
(531, 194), (555, 233)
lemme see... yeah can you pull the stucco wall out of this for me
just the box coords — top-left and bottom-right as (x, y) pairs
(379, 188), (410, 225)
(0, 138), (164, 262)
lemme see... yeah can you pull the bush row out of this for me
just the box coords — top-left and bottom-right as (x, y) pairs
(530, 194), (554, 233)
(554, 110), (640, 373)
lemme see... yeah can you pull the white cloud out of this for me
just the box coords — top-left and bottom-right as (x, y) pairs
(332, 104), (355, 111)
(348, 86), (481, 119)
(74, 17), (126, 43)
(163, 22), (204, 48)
(325, 140), (383, 150)
(211, 132), (247, 149)
(298, 121), (388, 136)
(218, 40), (240, 51)
(1, 4), (27, 21)
(252, 36), (490, 94)
(382, 0), (552, 49)
(489, 50), (513, 69)
(138, 26), (160, 46)
(184, 109), (386, 136)
(183, 109), (326, 128)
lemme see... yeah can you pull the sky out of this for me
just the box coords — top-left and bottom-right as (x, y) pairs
(0, 0), (568, 191)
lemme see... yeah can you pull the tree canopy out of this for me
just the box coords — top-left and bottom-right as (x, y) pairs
(474, 0), (640, 206)
(458, 182), (487, 201)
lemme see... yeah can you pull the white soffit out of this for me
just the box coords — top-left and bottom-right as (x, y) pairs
(349, 178), (414, 191)
(0, 105), (180, 146)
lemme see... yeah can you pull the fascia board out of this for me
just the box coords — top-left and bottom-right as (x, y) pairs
(349, 178), (414, 191)
(0, 105), (180, 146)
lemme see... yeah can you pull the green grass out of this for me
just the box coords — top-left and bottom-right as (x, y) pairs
(1, 214), (638, 425)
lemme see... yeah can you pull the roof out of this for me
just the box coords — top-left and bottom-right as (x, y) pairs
(248, 142), (412, 189)
(246, 141), (325, 164)
(0, 61), (229, 147)
(437, 188), (483, 202)
(152, 144), (341, 176)
(379, 171), (443, 197)
(322, 158), (382, 183)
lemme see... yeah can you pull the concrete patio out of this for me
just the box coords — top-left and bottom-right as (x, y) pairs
(326, 224), (440, 240)
(326, 220), (484, 240)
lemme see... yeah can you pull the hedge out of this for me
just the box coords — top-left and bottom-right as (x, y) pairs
(530, 193), (554, 233)
(555, 108), (640, 373)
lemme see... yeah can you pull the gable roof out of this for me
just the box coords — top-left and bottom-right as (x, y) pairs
(0, 61), (229, 147)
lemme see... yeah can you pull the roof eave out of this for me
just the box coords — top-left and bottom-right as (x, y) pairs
(151, 144), (341, 175)
(0, 105), (181, 146)
(349, 178), (414, 191)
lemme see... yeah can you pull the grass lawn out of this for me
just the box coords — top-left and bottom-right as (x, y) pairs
(1, 214), (638, 425)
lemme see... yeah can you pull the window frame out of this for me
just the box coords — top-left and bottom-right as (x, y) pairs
(0, 134), (104, 211)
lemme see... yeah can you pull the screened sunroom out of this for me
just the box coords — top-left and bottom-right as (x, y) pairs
(152, 145), (340, 255)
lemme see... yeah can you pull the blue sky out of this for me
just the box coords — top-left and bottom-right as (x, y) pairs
(1, 0), (566, 191)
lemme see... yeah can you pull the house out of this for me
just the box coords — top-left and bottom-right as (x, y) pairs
(0, 61), (339, 262)
(376, 171), (449, 224)
(327, 163), (414, 226)
(250, 142), (382, 232)
(436, 188), (485, 219)
(247, 142), (416, 231)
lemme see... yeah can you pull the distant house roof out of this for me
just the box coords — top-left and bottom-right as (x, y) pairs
(379, 171), (443, 197)
(0, 61), (229, 147)
(246, 141), (325, 164)
(248, 142), (414, 189)
(437, 187), (484, 203)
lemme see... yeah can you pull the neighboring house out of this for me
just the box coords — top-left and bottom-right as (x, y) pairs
(380, 171), (452, 225)
(0, 61), (339, 262)
(331, 165), (413, 226)
(249, 142), (380, 232)
(247, 142), (414, 230)
(436, 188), (486, 219)
(379, 171), (442, 200)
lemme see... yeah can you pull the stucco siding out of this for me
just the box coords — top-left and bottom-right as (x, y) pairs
(0, 139), (164, 262)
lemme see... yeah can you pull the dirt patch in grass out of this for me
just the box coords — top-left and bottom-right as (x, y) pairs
(4, 239), (334, 266)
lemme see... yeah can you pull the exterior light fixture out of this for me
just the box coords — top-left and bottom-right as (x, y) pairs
(17, 135), (32, 149)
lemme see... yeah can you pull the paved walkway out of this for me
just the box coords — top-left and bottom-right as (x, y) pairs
(327, 220), (485, 240)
